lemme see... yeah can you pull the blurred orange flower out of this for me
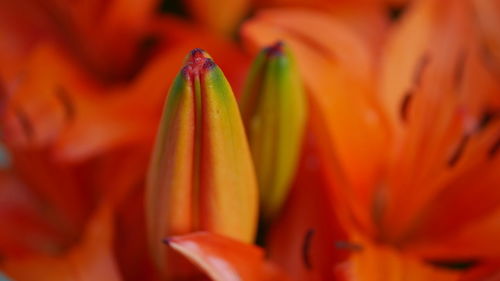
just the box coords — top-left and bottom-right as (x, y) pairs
(0, 0), (499, 280)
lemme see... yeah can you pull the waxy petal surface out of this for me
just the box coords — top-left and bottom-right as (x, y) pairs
(2, 206), (122, 281)
(265, 119), (348, 281)
(166, 232), (288, 281)
(185, 0), (249, 35)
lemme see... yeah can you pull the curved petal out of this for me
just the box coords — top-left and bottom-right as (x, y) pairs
(345, 236), (462, 281)
(0, 170), (69, 257)
(265, 119), (349, 281)
(184, 0), (250, 35)
(459, 261), (500, 281)
(2, 206), (122, 281)
(166, 232), (289, 281)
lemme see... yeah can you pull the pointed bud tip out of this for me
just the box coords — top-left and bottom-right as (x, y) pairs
(264, 41), (285, 57)
(182, 48), (216, 78)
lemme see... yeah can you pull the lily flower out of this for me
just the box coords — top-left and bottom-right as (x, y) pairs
(1, 0), (499, 280)
(242, 0), (500, 279)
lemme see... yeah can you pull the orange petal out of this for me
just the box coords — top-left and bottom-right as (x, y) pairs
(9, 148), (91, 235)
(0, 170), (68, 257)
(378, 0), (500, 245)
(185, 0), (249, 35)
(265, 119), (349, 281)
(0, 43), (153, 160)
(166, 232), (289, 281)
(2, 206), (122, 281)
(459, 260), (500, 281)
(345, 235), (462, 281)
(114, 184), (159, 281)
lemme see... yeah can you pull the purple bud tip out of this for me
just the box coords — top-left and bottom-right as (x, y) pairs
(162, 238), (172, 245)
(183, 48), (216, 78)
(265, 41), (285, 57)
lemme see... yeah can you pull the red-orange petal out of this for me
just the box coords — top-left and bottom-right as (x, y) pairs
(2, 206), (122, 281)
(166, 232), (289, 281)
(265, 118), (349, 281)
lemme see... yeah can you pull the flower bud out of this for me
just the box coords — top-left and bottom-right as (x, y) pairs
(240, 42), (307, 220)
(146, 49), (258, 279)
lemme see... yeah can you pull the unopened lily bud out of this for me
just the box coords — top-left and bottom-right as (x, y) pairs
(146, 48), (258, 279)
(240, 42), (307, 221)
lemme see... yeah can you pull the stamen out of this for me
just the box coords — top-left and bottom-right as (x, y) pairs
(400, 89), (413, 122)
(448, 134), (470, 167)
(453, 51), (467, 91)
(477, 111), (496, 132)
(0, 78), (6, 116)
(479, 43), (500, 77)
(16, 109), (34, 141)
(162, 238), (172, 245)
(55, 86), (75, 122)
(335, 241), (363, 252)
(302, 229), (315, 270)
(428, 259), (477, 270)
(387, 4), (406, 22)
(489, 137), (500, 159)
(413, 53), (430, 87)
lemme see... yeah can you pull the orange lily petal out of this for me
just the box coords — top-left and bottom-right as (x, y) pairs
(459, 261), (500, 281)
(265, 119), (348, 281)
(377, 0), (500, 247)
(185, 0), (250, 35)
(345, 235), (462, 281)
(2, 206), (122, 281)
(166, 232), (289, 281)
(0, 170), (69, 257)
(114, 184), (159, 281)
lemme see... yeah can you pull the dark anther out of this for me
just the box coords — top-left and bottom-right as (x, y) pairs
(479, 43), (500, 77)
(302, 229), (315, 270)
(162, 238), (172, 245)
(0, 78), (6, 116)
(16, 109), (34, 141)
(413, 53), (431, 87)
(335, 241), (363, 252)
(428, 259), (478, 271)
(387, 4), (406, 22)
(448, 134), (470, 167)
(489, 137), (500, 159)
(400, 89), (413, 122)
(55, 87), (75, 122)
(158, 0), (188, 17)
(477, 111), (496, 132)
